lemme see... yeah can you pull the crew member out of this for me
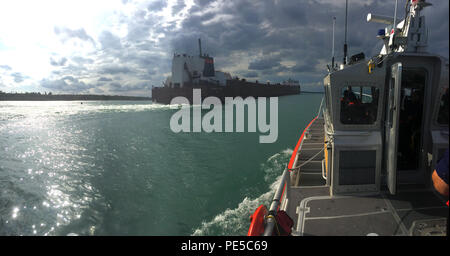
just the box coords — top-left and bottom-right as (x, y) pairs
(432, 149), (449, 204)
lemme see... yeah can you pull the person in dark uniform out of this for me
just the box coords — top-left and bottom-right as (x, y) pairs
(432, 149), (449, 200)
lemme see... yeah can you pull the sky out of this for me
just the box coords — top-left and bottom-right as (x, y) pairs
(0, 0), (448, 96)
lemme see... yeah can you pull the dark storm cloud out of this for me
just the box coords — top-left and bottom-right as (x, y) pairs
(168, 0), (447, 90)
(168, 0), (321, 84)
(41, 76), (94, 93)
(248, 55), (282, 70)
(422, 1), (450, 58)
(36, 0), (448, 95)
(242, 71), (258, 78)
(290, 59), (319, 74)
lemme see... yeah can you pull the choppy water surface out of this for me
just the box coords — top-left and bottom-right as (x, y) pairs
(0, 95), (322, 235)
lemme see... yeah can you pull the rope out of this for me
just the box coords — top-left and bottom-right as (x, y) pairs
(288, 134), (334, 173)
(288, 147), (325, 172)
(317, 97), (324, 118)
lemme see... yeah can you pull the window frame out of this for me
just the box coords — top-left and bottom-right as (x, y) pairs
(336, 82), (381, 127)
(434, 85), (449, 127)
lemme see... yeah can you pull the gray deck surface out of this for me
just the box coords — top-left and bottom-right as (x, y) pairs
(286, 118), (448, 236)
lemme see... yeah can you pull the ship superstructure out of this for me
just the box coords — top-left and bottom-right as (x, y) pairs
(164, 39), (232, 88)
(152, 39), (300, 104)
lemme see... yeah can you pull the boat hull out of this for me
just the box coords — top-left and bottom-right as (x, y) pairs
(151, 81), (300, 104)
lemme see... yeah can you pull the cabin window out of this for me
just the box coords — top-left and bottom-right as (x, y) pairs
(437, 87), (449, 125)
(340, 86), (379, 125)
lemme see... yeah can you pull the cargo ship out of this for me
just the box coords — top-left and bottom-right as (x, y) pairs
(247, 0), (448, 236)
(151, 39), (300, 104)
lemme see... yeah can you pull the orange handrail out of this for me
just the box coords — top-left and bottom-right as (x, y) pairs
(288, 116), (319, 170)
(279, 116), (319, 210)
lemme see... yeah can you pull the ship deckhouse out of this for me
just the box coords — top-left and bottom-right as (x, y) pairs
(165, 39), (231, 88)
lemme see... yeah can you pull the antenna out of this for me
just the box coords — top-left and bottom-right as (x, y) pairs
(367, 13), (401, 25)
(393, 0), (398, 31)
(343, 0), (348, 65)
(332, 16), (336, 69)
(198, 38), (202, 57)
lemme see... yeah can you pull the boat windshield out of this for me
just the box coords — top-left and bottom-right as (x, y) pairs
(340, 86), (379, 125)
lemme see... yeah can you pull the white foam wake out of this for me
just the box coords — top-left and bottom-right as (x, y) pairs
(191, 149), (292, 236)
(0, 102), (177, 121)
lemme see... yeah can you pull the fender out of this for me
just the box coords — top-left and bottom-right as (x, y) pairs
(247, 204), (267, 236)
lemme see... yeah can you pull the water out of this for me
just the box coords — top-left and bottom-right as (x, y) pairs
(0, 94), (322, 236)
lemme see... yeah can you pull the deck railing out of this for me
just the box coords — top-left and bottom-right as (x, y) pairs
(263, 98), (323, 236)
(263, 165), (291, 236)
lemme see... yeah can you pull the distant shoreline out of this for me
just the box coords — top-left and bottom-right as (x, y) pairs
(0, 93), (151, 101)
(0, 91), (323, 101)
(301, 91), (324, 94)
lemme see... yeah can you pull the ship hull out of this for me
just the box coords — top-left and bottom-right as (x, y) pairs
(151, 81), (300, 104)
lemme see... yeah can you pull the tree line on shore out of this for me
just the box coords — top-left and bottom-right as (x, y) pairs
(0, 91), (151, 101)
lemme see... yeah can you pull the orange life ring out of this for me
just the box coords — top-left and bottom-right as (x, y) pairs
(247, 204), (267, 236)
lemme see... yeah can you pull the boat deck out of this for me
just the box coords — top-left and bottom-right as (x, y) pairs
(286, 118), (448, 236)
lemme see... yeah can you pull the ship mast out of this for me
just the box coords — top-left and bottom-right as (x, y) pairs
(332, 17), (336, 70)
(343, 0), (348, 65)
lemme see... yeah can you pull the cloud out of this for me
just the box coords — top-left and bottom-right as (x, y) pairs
(147, 0), (167, 12)
(107, 81), (151, 92)
(54, 27), (96, 46)
(172, 0), (186, 15)
(98, 77), (113, 82)
(2, 0), (448, 96)
(242, 71), (258, 78)
(71, 56), (94, 65)
(41, 76), (94, 93)
(248, 56), (282, 70)
(50, 57), (68, 66)
(0, 65), (12, 71)
(98, 65), (132, 75)
(11, 72), (27, 83)
(98, 30), (122, 50)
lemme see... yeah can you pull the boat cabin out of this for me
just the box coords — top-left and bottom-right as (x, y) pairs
(323, 1), (448, 196)
(323, 54), (449, 195)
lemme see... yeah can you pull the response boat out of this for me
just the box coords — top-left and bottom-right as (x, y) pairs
(248, 0), (449, 236)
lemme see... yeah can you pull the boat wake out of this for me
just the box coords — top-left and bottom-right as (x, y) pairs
(191, 149), (292, 236)
(0, 102), (178, 122)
